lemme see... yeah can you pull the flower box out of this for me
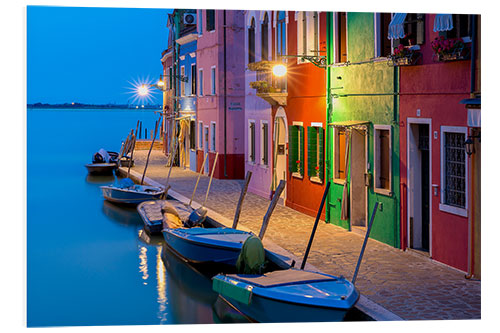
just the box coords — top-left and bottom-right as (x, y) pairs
(431, 36), (470, 62)
(388, 44), (421, 67)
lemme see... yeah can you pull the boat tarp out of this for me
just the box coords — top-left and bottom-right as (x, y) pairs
(117, 178), (135, 189)
(236, 235), (266, 275)
(212, 277), (253, 305)
(226, 269), (337, 288)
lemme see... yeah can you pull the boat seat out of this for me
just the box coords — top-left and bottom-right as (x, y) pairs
(226, 269), (338, 288)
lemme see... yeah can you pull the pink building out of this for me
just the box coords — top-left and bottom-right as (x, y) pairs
(244, 10), (275, 198)
(195, 9), (246, 179)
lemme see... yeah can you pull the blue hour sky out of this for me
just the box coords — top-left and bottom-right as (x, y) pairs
(27, 6), (172, 105)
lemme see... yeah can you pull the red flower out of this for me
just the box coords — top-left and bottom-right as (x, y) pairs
(315, 166), (320, 170)
(296, 160), (300, 164)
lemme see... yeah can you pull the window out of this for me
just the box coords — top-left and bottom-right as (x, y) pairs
(211, 66), (216, 95)
(180, 66), (185, 96)
(336, 12), (347, 63)
(440, 14), (472, 41)
(198, 69), (203, 96)
(248, 17), (256, 63)
(261, 13), (269, 61)
(374, 125), (392, 195)
(440, 127), (468, 216)
(198, 10), (203, 35)
(261, 121), (269, 166)
(211, 122), (216, 151)
(190, 120), (196, 150)
(206, 10), (215, 32)
(307, 125), (324, 183)
(199, 122), (203, 149)
(334, 127), (347, 181)
(288, 123), (304, 177)
(296, 11), (319, 64)
(168, 67), (173, 89)
(248, 120), (256, 163)
(191, 64), (196, 95)
(393, 13), (425, 48)
(276, 11), (286, 58)
(375, 13), (392, 57)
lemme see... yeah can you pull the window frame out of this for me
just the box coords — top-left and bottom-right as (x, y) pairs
(260, 120), (269, 166)
(373, 124), (392, 196)
(189, 119), (196, 151)
(198, 121), (203, 149)
(210, 66), (216, 95)
(191, 64), (197, 96)
(289, 121), (304, 179)
(261, 12), (269, 61)
(374, 13), (392, 58)
(333, 126), (347, 185)
(333, 12), (348, 64)
(210, 121), (216, 152)
(248, 17), (256, 64)
(248, 120), (256, 163)
(307, 123), (324, 184)
(439, 126), (468, 217)
(198, 68), (203, 96)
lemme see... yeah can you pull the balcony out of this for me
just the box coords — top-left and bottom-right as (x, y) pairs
(248, 61), (287, 106)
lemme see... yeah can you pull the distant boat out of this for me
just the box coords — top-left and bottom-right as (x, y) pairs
(100, 178), (165, 205)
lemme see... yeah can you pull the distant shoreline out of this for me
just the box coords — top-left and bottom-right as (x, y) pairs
(27, 103), (162, 110)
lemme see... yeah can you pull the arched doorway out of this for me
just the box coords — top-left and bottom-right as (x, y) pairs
(273, 107), (288, 204)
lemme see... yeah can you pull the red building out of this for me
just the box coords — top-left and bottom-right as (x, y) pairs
(397, 13), (480, 273)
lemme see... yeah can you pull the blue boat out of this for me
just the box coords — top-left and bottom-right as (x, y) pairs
(162, 227), (253, 265)
(212, 268), (359, 323)
(100, 180), (165, 205)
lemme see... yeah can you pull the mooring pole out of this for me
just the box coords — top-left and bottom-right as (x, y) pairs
(141, 119), (160, 184)
(351, 201), (379, 285)
(301, 181), (331, 270)
(232, 171), (252, 229)
(258, 180), (286, 240)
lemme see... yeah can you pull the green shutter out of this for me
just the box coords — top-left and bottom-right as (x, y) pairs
(307, 127), (317, 178)
(299, 126), (304, 176)
(288, 125), (298, 172)
(319, 127), (324, 181)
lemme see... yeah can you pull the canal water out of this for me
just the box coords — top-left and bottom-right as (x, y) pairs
(27, 108), (249, 327)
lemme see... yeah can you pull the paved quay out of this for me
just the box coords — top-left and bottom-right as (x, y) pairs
(127, 150), (481, 321)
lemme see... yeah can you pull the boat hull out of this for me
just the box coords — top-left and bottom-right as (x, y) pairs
(100, 185), (164, 205)
(213, 269), (359, 323)
(85, 163), (117, 175)
(162, 228), (252, 265)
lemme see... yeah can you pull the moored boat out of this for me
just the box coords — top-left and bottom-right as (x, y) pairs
(212, 268), (359, 323)
(100, 179), (165, 205)
(85, 162), (117, 175)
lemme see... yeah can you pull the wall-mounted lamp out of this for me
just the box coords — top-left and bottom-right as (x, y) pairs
(465, 134), (480, 156)
(272, 64), (287, 77)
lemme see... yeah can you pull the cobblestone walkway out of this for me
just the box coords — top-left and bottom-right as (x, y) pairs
(130, 150), (481, 321)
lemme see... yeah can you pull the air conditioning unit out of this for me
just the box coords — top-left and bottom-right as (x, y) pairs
(183, 13), (196, 25)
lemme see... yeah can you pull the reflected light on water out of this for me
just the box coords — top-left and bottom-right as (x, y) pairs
(156, 246), (168, 323)
(139, 246), (149, 284)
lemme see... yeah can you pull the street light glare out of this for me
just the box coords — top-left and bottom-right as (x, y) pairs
(273, 64), (287, 77)
(138, 84), (150, 96)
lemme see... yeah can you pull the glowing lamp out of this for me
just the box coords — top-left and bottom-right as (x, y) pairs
(272, 64), (287, 77)
(138, 85), (149, 96)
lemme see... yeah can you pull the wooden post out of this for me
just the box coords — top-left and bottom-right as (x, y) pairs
(202, 152), (218, 207)
(139, 121), (142, 139)
(163, 136), (179, 197)
(127, 121), (140, 178)
(301, 181), (331, 269)
(141, 120), (159, 185)
(258, 179), (285, 240)
(352, 201), (379, 285)
(232, 171), (252, 229)
(188, 153), (209, 207)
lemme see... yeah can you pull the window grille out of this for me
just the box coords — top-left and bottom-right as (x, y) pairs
(444, 132), (466, 208)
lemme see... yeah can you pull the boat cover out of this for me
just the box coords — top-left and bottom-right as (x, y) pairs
(236, 235), (266, 275)
(93, 148), (111, 163)
(225, 269), (337, 288)
(118, 178), (135, 188)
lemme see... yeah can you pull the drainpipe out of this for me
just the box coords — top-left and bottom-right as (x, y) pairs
(465, 14), (477, 280)
(325, 12), (332, 223)
(223, 10), (228, 178)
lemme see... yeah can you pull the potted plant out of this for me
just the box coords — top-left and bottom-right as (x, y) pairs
(431, 36), (469, 61)
(388, 44), (420, 66)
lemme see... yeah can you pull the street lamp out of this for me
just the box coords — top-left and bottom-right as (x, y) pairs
(272, 63), (287, 77)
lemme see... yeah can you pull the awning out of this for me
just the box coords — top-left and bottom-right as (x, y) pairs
(328, 120), (370, 127)
(388, 13), (407, 40)
(433, 14), (454, 32)
(459, 97), (481, 106)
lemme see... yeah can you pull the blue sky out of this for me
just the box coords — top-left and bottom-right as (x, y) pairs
(27, 6), (172, 105)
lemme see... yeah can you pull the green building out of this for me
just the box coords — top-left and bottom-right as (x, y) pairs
(325, 12), (400, 248)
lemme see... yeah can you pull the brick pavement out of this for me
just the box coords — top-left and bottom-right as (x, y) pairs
(129, 150), (481, 321)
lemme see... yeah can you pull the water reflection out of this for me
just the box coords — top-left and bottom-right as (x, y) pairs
(155, 246), (168, 324)
(85, 173), (116, 184)
(102, 201), (143, 226)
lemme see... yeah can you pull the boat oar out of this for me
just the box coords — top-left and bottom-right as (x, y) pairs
(187, 152), (209, 207)
(258, 179), (286, 240)
(187, 152), (218, 226)
(232, 171), (252, 229)
(161, 136), (179, 199)
(141, 118), (160, 185)
(300, 181), (331, 270)
(351, 201), (379, 285)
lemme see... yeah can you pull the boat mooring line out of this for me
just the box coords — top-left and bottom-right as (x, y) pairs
(118, 166), (404, 322)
